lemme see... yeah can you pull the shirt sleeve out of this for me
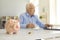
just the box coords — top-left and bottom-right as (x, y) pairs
(20, 15), (27, 28)
(36, 17), (46, 28)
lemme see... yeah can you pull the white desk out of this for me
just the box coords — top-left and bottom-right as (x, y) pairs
(0, 29), (60, 40)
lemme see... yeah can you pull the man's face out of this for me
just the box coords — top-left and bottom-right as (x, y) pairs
(26, 4), (35, 16)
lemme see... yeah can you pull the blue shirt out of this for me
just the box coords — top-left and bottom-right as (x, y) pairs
(20, 12), (46, 28)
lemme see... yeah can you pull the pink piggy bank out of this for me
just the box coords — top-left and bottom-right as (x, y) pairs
(5, 19), (20, 34)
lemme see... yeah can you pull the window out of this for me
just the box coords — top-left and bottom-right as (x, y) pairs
(49, 0), (56, 25)
(56, 0), (60, 25)
(50, 0), (60, 25)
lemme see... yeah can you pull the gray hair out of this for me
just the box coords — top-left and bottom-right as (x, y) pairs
(26, 3), (35, 9)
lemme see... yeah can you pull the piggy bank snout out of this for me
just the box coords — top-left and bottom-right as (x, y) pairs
(13, 23), (20, 30)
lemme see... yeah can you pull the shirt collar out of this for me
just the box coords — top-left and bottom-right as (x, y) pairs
(26, 12), (34, 17)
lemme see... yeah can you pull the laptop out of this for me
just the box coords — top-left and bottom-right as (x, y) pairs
(46, 25), (60, 30)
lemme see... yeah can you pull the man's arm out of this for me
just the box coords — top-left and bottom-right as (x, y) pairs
(36, 17), (52, 29)
(36, 19), (45, 28)
(20, 15), (27, 28)
(35, 17), (48, 29)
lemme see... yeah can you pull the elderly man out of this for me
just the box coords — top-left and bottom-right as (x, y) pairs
(20, 3), (52, 29)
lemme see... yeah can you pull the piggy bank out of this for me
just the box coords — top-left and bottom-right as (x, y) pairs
(5, 19), (20, 34)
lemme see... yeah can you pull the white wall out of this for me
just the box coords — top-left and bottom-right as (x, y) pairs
(0, 0), (29, 16)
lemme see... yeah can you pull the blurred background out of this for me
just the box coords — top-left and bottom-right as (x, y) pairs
(0, 0), (60, 29)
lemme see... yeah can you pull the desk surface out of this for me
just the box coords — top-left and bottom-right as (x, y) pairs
(0, 29), (60, 40)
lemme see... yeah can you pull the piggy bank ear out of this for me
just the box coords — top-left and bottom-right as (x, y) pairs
(8, 19), (13, 23)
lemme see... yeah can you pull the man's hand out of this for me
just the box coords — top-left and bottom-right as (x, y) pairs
(26, 23), (35, 28)
(45, 24), (53, 27)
